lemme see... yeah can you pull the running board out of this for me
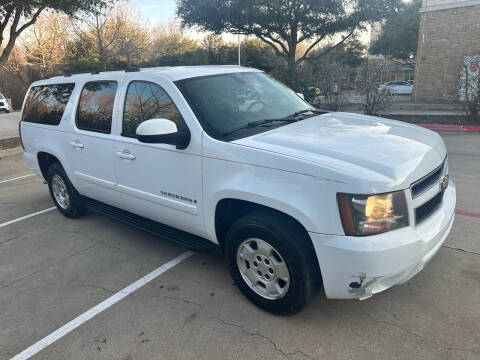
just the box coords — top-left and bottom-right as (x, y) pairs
(84, 198), (217, 251)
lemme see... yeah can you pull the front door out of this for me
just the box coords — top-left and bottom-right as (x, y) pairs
(111, 79), (205, 238)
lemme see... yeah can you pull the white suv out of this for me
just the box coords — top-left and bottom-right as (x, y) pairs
(20, 66), (455, 314)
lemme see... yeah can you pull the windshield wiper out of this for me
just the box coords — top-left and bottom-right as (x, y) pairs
(223, 117), (298, 137)
(289, 109), (328, 117)
(223, 109), (328, 137)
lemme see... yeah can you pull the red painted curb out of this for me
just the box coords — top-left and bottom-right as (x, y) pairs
(455, 209), (480, 218)
(417, 124), (480, 132)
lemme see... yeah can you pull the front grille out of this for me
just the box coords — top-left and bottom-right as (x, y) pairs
(0, 101), (4, 106)
(415, 189), (445, 225)
(411, 160), (446, 198)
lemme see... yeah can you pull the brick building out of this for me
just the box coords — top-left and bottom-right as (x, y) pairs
(413, 0), (480, 101)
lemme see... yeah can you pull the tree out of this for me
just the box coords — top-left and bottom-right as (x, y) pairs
(240, 38), (282, 72)
(65, 2), (148, 70)
(370, 0), (421, 64)
(201, 34), (236, 65)
(148, 21), (204, 66)
(114, 4), (150, 67)
(71, 6), (121, 70)
(458, 55), (480, 122)
(21, 11), (72, 72)
(358, 58), (394, 116)
(176, 0), (400, 72)
(0, 0), (112, 68)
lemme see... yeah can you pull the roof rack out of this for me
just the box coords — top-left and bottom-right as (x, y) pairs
(54, 67), (142, 78)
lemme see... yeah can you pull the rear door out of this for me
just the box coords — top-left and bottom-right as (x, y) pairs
(110, 77), (205, 237)
(67, 79), (123, 206)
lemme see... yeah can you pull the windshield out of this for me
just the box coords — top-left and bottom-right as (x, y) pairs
(176, 72), (319, 140)
(0, 93), (5, 100)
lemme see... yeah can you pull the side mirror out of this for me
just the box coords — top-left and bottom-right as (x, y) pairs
(296, 92), (305, 100)
(136, 118), (190, 150)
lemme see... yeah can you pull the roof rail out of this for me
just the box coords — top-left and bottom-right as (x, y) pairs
(59, 67), (141, 77)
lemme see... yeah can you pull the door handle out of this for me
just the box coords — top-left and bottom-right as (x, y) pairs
(116, 150), (136, 160)
(70, 141), (84, 149)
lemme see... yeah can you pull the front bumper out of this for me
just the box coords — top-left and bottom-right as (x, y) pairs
(310, 181), (456, 299)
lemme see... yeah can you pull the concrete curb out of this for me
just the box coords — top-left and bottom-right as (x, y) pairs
(0, 137), (20, 150)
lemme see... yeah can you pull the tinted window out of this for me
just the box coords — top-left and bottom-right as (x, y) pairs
(22, 83), (75, 125)
(122, 81), (181, 138)
(76, 81), (117, 133)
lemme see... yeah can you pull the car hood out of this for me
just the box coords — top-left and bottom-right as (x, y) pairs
(233, 112), (446, 190)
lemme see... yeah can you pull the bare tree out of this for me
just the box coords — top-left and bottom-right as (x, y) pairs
(313, 62), (350, 111)
(458, 54), (480, 121)
(21, 11), (72, 72)
(115, 3), (149, 67)
(0, 0), (112, 68)
(358, 58), (394, 115)
(72, 6), (121, 70)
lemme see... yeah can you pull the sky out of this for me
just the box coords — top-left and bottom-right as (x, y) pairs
(133, 0), (177, 24)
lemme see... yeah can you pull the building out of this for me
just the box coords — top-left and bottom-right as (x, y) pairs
(369, 23), (415, 83)
(414, 0), (480, 101)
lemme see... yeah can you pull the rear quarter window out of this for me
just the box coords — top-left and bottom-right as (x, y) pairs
(22, 83), (75, 125)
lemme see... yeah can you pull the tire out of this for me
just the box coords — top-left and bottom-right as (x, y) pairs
(225, 211), (320, 315)
(47, 162), (86, 218)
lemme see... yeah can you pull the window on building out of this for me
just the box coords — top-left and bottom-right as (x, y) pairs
(122, 81), (181, 138)
(404, 70), (415, 81)
(22, 83), (75, 125)
(76, 81), (117, 134)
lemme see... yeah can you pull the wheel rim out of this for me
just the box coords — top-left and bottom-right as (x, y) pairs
(236, 238), (290, 300)
(51, 174), (70, 210)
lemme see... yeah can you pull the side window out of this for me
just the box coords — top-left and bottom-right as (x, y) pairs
(122, 80), (181, 138)
(22, 83), (75, 125)
(76, 81), (117, 134)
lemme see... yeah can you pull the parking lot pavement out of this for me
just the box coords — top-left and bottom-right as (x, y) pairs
(0, 112), (20, 140)
(0, 132), (479, 360)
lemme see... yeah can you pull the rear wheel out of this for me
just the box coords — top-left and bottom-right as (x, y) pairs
(47, 162), (86, 218)
(225, 211), (320, 314)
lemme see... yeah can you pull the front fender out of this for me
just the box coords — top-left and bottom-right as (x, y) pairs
(202, 156), (343, 243)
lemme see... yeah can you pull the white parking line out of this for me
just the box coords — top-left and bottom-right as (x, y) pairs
(0, 207), (56, 229)
(0, 174), (35, 184)
(11, 250), (194, 360)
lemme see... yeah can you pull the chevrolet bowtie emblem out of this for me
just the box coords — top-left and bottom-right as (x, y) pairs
(439, 175), (449, 192)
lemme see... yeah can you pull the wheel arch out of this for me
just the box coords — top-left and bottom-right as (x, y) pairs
(214, 197), (313, 249)
(215, 197), (323, 291)
(37, 151), (63, 180)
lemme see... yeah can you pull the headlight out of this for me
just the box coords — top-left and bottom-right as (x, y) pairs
(337, 191), (409, 236)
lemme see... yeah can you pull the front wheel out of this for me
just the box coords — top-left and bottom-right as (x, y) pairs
(225, 211), (320, 315)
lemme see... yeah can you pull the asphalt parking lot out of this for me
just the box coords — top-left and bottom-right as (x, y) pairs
(0, 132), (479, 360)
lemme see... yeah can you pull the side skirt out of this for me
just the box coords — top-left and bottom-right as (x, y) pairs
(84, 197), (217, 251)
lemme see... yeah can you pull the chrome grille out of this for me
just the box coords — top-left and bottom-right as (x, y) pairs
(411, 159), (446, 198)
(415, 189), (445, 225)
(411, 157), (448, 225)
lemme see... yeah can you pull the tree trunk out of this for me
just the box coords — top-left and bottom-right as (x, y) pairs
(287, 50), (296, 72)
